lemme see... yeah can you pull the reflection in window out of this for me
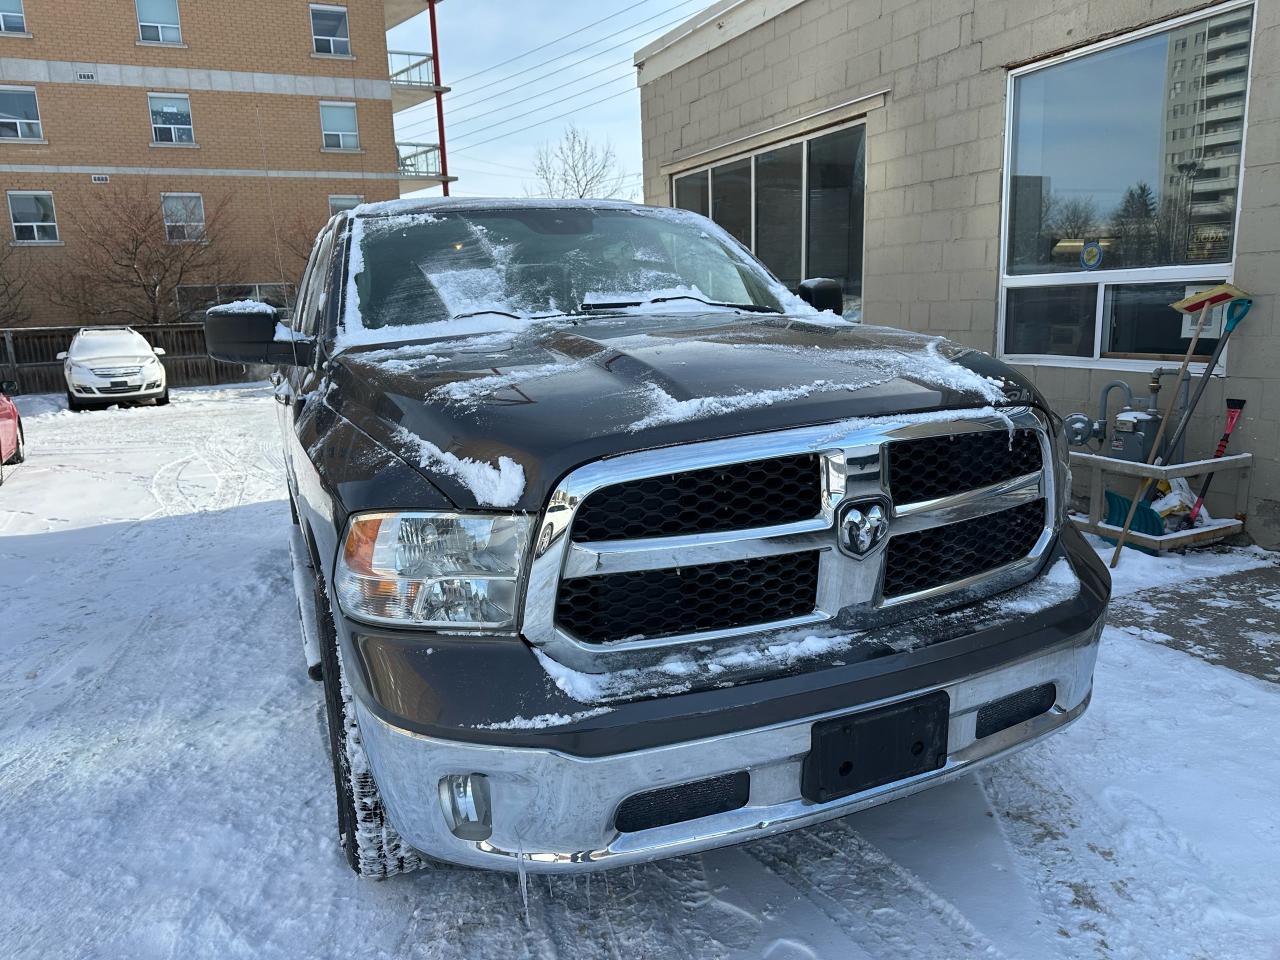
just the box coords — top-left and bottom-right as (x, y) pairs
(135, 0), (181, 43)
(0, 0), (26, 33)
(149, 93), (194, 144)
(754, 144), (802, 289)
(711, 158), (751, 247)
(1007, 6), (1251, 275)
(311, 4), (351, 56)
(673, 171), (708, 217)
(7, 190), (58, 243)
(320, 102), (359, 150)
(1103, 282), (1220, 360)
(1004, 286), (1097, 357)
(806, 125), (865, 298)
(0, 86), (42, 140)
(161, 192), (205, 242)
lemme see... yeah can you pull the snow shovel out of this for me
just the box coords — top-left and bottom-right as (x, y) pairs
(1178, 398), (1246, 530)
(1109, 284), (1251, 568)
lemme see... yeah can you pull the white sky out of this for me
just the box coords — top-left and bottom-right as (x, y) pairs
(388, 0), (712, 200)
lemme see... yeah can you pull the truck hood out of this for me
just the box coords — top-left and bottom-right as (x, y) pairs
(324, 312), (1031, 511)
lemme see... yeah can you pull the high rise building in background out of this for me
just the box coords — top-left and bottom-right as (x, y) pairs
(0, 0), (454, 326)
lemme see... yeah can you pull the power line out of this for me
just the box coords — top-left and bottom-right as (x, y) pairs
(447, 0), (701, 106)
(448, 0), (653, 85)
(449, 86), (638, 151)
(449, 72), (635, 134)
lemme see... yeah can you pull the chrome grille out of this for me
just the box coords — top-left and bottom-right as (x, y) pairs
(526, 409), (1055, 670)
(90, 366), (142, 378)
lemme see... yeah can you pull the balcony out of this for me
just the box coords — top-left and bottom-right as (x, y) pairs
(389, 50), (448, 111)
(384, 0), (428, 30)
(1204, 51), (1250, 77)
(397, 141), (457, 194)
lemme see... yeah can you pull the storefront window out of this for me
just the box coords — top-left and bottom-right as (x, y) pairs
(1001, 4), (1251, 363)
(672, 123), (865, 312)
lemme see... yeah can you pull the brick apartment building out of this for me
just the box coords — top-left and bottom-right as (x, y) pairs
(636, 0), (1280, 546)
(0, 0), (452, 326)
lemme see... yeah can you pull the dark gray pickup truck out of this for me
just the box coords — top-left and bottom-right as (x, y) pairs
(204, 199), (1108, 878)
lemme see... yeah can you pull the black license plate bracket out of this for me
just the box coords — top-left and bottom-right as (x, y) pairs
(801, 690), (950, 803)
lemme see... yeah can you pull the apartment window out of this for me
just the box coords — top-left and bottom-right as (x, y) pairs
(319, 102), (358, 150)
(136, 0), (181, 44)
(1001, 3), (1252, 365)
(148, 93), (193, 144)
(328, 194), (363, 214)
(672, 122), (866, 307)
(7, 190), (58, 242)
(0, 0), (26, 33)
(311, 4), (350, 56)
(161, 192), (204, 242)
(0, 86), (41, 139)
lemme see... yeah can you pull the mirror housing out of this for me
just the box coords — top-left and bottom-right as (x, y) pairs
(153, 347), (166, 356)
(797, 278), (844, 315)
(56, 351), (68, 361)
(203, 303), (314, 367)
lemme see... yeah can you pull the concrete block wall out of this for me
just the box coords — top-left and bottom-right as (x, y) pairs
(640, 0), (1280, 545)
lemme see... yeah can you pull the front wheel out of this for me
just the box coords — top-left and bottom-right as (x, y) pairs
(155, 388), (170, 406)
(314, 575), (427, 878)
(66, 391), (82, 412)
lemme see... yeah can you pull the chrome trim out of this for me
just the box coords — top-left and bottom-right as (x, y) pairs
(524, 407), (1054, 672)
(356, 621), (1100, 874)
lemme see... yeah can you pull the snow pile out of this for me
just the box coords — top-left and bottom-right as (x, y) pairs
(474, 707), (612, 730)
(392, 426), (525, 508)
(1086, 533), (1273, 598)
(214, 299), (276, 314)
(273, 322), (307, 343)
(344, 345), (444, 373)
(630, 380), (862, 430)
(990, 559), (1080, 615)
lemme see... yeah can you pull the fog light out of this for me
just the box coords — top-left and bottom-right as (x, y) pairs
(439, 773), (492, 841)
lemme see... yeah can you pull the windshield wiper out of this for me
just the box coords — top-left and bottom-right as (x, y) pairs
(449, 309), (578, 322)
(580, 294), (781, 314)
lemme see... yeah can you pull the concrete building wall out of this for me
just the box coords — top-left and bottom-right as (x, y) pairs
(638, 0), (1280, 546)
(0, 0), (411, 326)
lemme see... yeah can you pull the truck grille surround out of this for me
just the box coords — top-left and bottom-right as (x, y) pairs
(525, 412), (1056, 667)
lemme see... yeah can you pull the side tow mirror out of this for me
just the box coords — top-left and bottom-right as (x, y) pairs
(204, 303), (315, 367)
(797, 278), (844, 315)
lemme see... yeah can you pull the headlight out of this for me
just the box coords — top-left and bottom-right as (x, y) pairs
(335, 511), (532, 629)
(68, 362), (93, 379)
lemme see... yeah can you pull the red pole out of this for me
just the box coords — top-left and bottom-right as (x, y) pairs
(428, 0), (450, 196)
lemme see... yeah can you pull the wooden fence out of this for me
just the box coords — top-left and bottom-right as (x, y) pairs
(0, 323), (267, 395)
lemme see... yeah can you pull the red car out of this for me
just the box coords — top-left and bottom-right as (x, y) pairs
(0, 379), (25, 485)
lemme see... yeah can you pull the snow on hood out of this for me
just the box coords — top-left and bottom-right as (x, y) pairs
(391, 426), (525, 508)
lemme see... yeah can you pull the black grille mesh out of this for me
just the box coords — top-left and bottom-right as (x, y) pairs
(887, 430), (1042, 504)
(882, 499), (1046, 599)
(976, 683), (1057, 739)
(570, 453), (821, 542)
(614, 772), (750, 833)
(556, 552), (819, 644)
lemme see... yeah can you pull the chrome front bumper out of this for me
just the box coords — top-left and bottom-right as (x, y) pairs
(356, 622), (1102, 873)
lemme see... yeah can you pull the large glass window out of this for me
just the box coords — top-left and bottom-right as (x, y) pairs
(0, 86), (42, 140)
(672, 123), (865, 312)
(0, 0), (26, 34)
(135, 0), (181, 44)
(310, 4), (351, 56)
(1002, 4), (1252, 363)
(320, 102), (359, 150)
(148, 93), (193, 144)
(7, 190), (58, 243)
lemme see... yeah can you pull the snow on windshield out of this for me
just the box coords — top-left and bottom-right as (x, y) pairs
(337, 206), (823, 351)
(68, 331), (151, 359)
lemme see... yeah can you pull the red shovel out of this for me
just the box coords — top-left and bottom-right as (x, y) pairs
(1179, 398), (1246, 530)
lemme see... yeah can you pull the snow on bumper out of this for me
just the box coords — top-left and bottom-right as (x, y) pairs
(356, 621), (1102, 873)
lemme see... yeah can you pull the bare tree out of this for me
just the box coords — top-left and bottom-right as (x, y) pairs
(0, 242), (31, 326)
(530, 124), (630, 200)
(38, 179), (246, 324)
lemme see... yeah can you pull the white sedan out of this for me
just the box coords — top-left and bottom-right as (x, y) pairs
(59, 327), (170, 411)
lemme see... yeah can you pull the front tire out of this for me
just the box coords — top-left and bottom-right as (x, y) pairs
(66, 391), (82, 412)
(155, 388), (170, 406)
(8, 423), (24, 464)
(314, 575), (426, 878)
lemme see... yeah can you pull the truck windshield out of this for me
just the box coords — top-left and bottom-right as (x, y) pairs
(345, 207), (788, 332)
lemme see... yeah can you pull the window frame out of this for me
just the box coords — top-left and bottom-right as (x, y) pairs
(318, 100), (359, 151)
(668, 116), (867, 300)
(310, 3), (351, 57)
(160, 191), (205, 243)
(135, 0), (182, 44)
(0, 84), (42, 140)
(0, 0), (27, 35)
(328, 194), (363, 215)
(147, 91), (194, 145)
(6, 189), (59, 244)
(996, 0), (1257, 373)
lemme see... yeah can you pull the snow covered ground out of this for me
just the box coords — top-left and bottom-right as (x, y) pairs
(2, 384), (1278, 960)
